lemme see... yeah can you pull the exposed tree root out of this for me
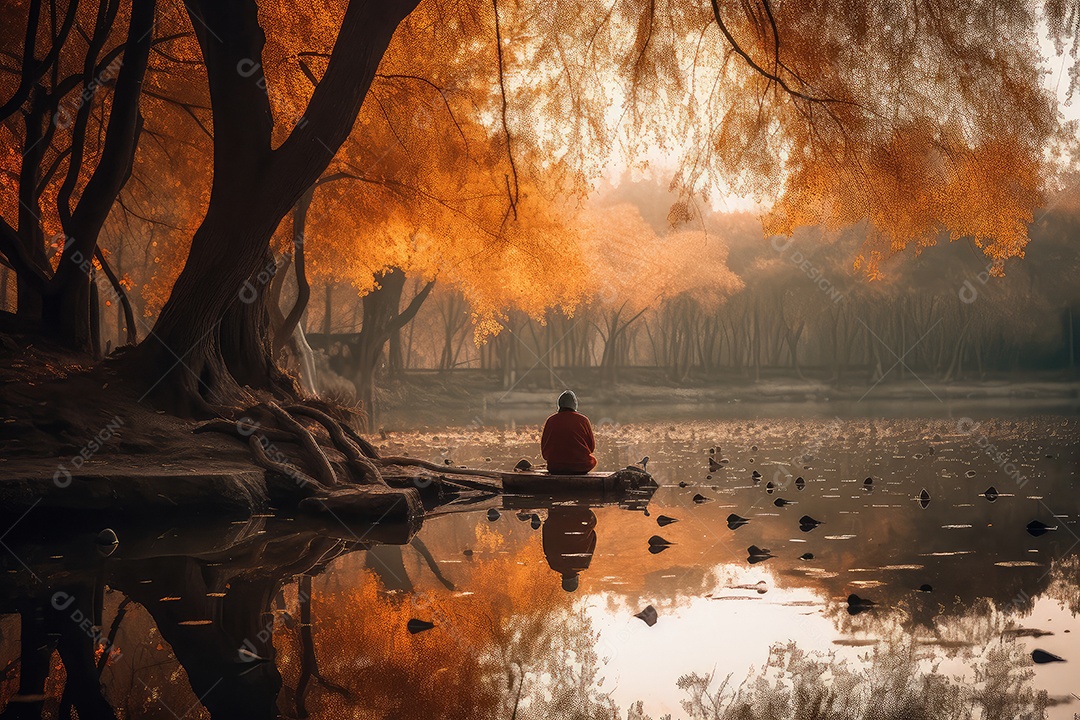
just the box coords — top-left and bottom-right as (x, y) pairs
(378, 455), (503, 485)
(195, 399), (505, 507)
(247, 434), (327, 498)
(193, 419), (294, 444)
(265, 402), (338, 487)
(339, 422), (380, 459)
(286, 404), (385, 485)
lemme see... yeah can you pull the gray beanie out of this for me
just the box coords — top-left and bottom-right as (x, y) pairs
(557, 390), (578, 411)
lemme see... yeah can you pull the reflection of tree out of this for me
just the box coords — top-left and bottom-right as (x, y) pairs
(277, 535), (616, 718)
(1045, 555), (1080, 616)
(626, 639), (1047, 720)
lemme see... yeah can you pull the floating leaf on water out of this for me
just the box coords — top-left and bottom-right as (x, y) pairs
(727, 514), (749, 530)
(799, 553), (814, 560)
(918, 584), (933, 593)
(486, 508), (500, 522)
(635, 605), (658, 627)
(983, 486), (999, 502)
(774, 498), (791, 507)
(847, 594), (876, 614)
(530, 515), (541, 530)
(407, 619), (435, 634)
(766, 481), (775, 494)
(656, 515), (678, 527)
(795, 477), (805, 490)
(1027, 520), (1056, 537)
(177, 620), (213, 626)
(747, 545), (773, 563)
(1031, 649), (1065, 664)
(648, 535), (672, 547)
(918, 489), (931, 509)
(692, 493), (711, 504)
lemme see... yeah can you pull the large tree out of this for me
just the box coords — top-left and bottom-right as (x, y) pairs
(4, 0), (1077, 416)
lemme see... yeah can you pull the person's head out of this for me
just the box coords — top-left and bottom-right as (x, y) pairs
(561, 573), (579, 592)
(557, 390), (578, 412)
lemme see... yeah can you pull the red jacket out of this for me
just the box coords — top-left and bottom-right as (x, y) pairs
(541, 410), (597, 474)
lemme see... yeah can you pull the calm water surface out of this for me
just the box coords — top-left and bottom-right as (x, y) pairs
(1, 415), (1077, 718)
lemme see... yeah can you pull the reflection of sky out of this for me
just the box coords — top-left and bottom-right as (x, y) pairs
(579, 582), (1079, 719)
(586, 577), (835, 717)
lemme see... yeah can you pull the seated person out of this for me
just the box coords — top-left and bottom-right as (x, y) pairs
(541, 390), (597, 474)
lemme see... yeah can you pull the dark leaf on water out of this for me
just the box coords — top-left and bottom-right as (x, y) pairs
(983, 486), (998, 502)
(693, 493), (711, 504)
(514, 459), (533, 471)
(635, 605), (658, 626)
(678, 481), (688, 488)
(727, 514), (749, 530)
(1031, 649), (1065, 664)
(648, 535), (672, 547)
(918, 584), (933, 593)
(774, 498), (791, 507)
(766, 481), (775, 494)
(747, 545), (772, 557)
(530, 514), (541, 530)
(657, 515), (678, 527)
(1027, 520), (1056, 537)
(799, 553), (814, 560)
(795, 477), (805, 490)
(487, 508), (500, 522)
(864, 477), (873, 486)
(918, 489), (931, 509)
(407, 619), (435, 634)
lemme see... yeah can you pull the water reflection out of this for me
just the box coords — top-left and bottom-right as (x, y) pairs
(542, 507), (598, 592)
(0, 417), (1077, 718)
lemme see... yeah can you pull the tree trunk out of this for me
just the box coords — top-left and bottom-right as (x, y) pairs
(353, 267), (433, 422)
(127, 0), (419, 415)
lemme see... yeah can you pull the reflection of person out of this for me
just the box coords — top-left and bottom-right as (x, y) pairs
(542, 506), (598, 592)
(541, 390), (597, 474)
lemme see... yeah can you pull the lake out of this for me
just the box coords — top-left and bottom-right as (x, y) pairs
(1, 412), (1077, 718)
